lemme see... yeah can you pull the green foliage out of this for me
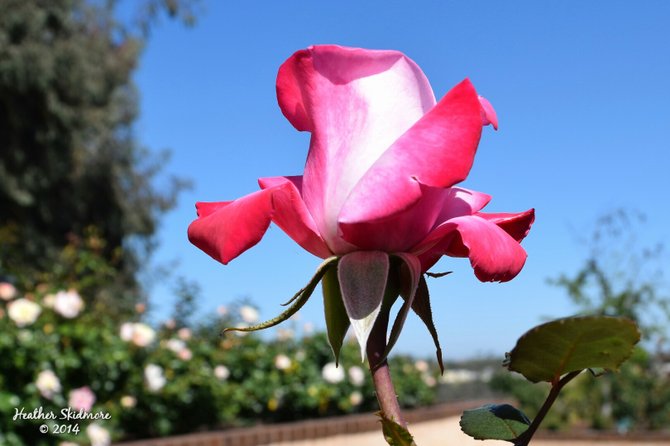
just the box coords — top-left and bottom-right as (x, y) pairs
(462, 316), (639, 445)
(378, 412), (416, 446)
(0, 0), (194, 311)
(550, 211), (670, 430)
(505, 316), (640, 383)
(459, 404), (530, 442)
(0, 271), (440, 445)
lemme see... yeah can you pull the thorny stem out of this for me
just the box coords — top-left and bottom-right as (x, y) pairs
(515, 371), (582, 446)
(366, 311), (407, 428)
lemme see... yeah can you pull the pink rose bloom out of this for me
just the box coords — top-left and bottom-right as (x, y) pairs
(188, 45), (534, 358)
(188, 45), (533, 281)
(68, 386), (96, 412)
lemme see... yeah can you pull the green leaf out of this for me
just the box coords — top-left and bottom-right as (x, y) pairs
(322, 261), (350, 365)
(222, 256), (338, 334)
(506, 316), (641, 383)
(378, 412), (416, 446)
(408, 275), (444, 373)
(459, 404), (530, 442)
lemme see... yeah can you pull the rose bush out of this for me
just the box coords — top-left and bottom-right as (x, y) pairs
(0, 262), (440, 445)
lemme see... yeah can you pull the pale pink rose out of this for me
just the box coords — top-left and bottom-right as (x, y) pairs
(53, 290), (84, 318)
(178, 348), (193, 361)
(349, 391), (363, 406)
(120, 395), (136, 408)
(120, 322), (155, 347)
(0, 282), (17, 301)
(177, 327), (192, 340)
(68, 386), (96, 411)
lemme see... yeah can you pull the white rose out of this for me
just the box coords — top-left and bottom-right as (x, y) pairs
(120, 395), (137, 408)
(120, 322), (155, 347)
(144, 364), (166, 392)
(239, 305), (259, 324)
(8, 298), (41, 327)
(274, 354), (292, 371)
(214, 365), (230, 380)
(349, 390), (363, 406)
(86, 423), (110, 446)
(165, 339), (186, 353)
(36, 370), (61, 399)
(322, 362), (345, 384)
(53, 290), (84, 318)
(348, 366), (365, 387)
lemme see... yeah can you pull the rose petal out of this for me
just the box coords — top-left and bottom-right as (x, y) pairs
(477, 209), (535, 242)
(188, 190), (274, 264)
(276, 45), (436, 252)
(417, 215), (529, 282)
(258, 176), (332, 258)
(338, 79), (485, 230)
(478, 95), (498, 130)
(188, 178), (335, 264)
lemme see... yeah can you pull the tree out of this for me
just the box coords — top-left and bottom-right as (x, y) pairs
(551, 210), (670, 431)
(0, 0), (196, 313)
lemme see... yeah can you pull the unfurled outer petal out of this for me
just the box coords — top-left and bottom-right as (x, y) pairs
(417, 212), (534, 282)
(188, 191), (274, 265)
(258, 176), (332, 258)
(188, 179), (332, 264)
(338, 79), (485, 232)
(276, 45), (436, 252)
(478, 95), (498, 130)
(476, 209), (536, 242)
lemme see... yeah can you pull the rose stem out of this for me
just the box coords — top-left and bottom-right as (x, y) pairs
(366, 311), (407, 428)
(514, 370), (582, 446)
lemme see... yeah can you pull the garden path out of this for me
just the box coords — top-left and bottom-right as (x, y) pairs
(270, 416), (670, 446)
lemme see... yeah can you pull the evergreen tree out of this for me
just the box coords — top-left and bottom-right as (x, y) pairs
(0, 0), (196, 313)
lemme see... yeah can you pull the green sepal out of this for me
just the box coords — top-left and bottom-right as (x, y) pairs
(222, 256), (338, 334)
(377, 411), (416, 446)
(425, 270), (452, 278)
(459, 404), (530, 442)
(381, 254), (420, 364)
(506, 315), (641, 383)
(408, 275), (444, 373)
(321, 260), (350, 365)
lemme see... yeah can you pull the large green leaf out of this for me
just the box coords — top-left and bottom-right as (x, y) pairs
(506, 316), (640, 383)
(460, 404), (530, 442)
(223, 257), (338, 334)
(321, 261), (350, 365)
(378, 412), (416, 446)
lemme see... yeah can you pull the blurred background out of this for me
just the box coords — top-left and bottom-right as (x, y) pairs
(1, 0), (669, 445)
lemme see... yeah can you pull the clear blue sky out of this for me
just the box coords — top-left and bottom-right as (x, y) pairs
(132, 1), (670, 359)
